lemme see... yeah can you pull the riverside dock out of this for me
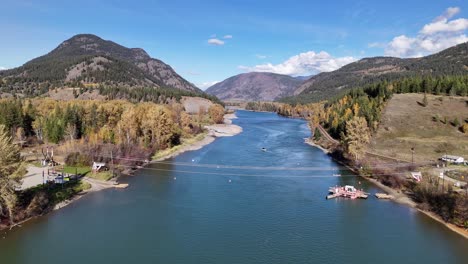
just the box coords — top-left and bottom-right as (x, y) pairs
(326, 185), (368, 199)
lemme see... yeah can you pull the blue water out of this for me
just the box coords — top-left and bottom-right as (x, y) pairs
(0, 110), (466, 263)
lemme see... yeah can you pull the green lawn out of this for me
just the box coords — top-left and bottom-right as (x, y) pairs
(62, 166), (91, 175)
(62, 166), (114, 181)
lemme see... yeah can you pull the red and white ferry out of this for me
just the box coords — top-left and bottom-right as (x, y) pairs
(326, 185), (368, 200)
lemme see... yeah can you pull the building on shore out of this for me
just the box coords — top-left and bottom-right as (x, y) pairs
(440, 155), (464, 164)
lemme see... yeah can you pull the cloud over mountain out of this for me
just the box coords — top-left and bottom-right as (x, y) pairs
(238, 51), (356, 76)
(384, 7), (468, 57)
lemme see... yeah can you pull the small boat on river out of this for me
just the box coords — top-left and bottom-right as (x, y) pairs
(326, 185), (368, 200)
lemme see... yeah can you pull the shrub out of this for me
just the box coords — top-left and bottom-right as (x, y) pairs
(65, 152), (92, 166)
(313, 127), (321, 140)
(434, 142), (456, 153)
(462, 123), (468, 134)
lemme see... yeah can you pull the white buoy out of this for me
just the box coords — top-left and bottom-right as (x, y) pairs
(192, 159), (195, 162)
(229, 179), (232, 183)
(174, 177), (176, 180)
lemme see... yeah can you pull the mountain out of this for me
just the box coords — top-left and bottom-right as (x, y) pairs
(293, 75), (313, 81)
(292, 42), (468, 103)
(0, 34), (200, 95)
(205, 72), (304, 101)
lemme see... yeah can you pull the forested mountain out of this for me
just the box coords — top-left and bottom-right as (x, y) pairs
(288, 42), (468, 103)
(206, 72), (304, 101)
(0, 34), (201, 96)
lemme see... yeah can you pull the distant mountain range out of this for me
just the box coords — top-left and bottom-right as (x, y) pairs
(293, 42), (468, 102)
(0, 34), (200, 95)
(208, 42), (468, 103)
(1, 35), (466, 103)
(205, 72), (304, 101)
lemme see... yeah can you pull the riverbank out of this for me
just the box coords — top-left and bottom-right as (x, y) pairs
(304, 138), (330, 154)
(306, 136), (468, 239)
(153, 113), (242, 162)
(53, 177), (119, 210)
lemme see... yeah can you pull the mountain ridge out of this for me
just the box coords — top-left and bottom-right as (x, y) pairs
(206, 72), (304, 101)
(0, 34), (201, 95)
(292, 42), (468, 102)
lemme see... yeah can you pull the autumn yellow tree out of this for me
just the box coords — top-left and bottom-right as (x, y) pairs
(180, 112), (194, 135)
(208, 104), (225, 124)
(344, 116), (370, 161)
(141, 104), (177, 148)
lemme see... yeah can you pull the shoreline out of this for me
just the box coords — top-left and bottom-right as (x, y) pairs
(304, 138), (331, 154)
(152, 113), (242, 162)
(2, 112), (242, 232)
(305, 137), (468, 239)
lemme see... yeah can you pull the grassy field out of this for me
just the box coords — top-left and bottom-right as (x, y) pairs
(62, 166), (113, 181)
(368, 93), (468, 163)
(62, 166), (91, 175)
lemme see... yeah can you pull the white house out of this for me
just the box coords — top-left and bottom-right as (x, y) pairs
(92, 162), (107, 172)
(440, 155), (464, 164)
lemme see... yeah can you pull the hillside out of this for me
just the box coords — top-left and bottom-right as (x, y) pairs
(368, 93), (468, 163)
(0, 34), (200, 96)
(290, 42), (468, 103)
(206, 72), (303, 101)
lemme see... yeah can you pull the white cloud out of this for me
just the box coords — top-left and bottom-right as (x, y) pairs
(434, 7), (460, 22)
(198, 81), (219, 90)
(207, 38), (224, 46)
(0, 66), (7, 70)
(384, 7), (468, 57)
(421, 17), (468, 35)
(239, 51), (356, 76)
(223, 35), (233, 39)
(255, 54), (268, 59)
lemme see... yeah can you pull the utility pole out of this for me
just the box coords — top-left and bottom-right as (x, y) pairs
(441, 171), (445, 193)
(111, 149), (114, 179)
(411, 147), (415, 164)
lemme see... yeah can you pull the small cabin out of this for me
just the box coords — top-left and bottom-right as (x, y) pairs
(440, 155), (464, 164)
(344, 185), (356, 193)
(92, 162), (108, 172)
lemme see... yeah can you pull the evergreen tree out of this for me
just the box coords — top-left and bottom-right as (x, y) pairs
(0, 124), (26, 225)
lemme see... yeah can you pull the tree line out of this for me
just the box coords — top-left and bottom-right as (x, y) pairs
(0, 98), (224, 150)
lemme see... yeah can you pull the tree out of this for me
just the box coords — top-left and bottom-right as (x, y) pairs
(208, 104), (225, 124)
(344, 116), (370, 161)
(0, 124), (26, 225)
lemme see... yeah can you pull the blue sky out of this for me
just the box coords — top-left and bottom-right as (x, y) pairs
(1, 0), (467, 89)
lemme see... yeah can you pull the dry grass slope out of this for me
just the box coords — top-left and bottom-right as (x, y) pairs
(369, 93), (468, 163)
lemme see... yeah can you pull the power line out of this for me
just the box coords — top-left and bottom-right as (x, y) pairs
(95, 154), (424, 172)
(116, 163), (410, 179)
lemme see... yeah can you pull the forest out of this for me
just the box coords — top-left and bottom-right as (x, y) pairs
(0, 98), (224, 148)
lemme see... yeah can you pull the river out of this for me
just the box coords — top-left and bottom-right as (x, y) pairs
(0, 110), (466, 263)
